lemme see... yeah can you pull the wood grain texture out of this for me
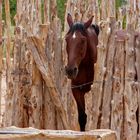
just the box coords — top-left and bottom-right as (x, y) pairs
(0, 0), (2, 125)
(1, 0), (140, 139)
(0, 127), (116, 140)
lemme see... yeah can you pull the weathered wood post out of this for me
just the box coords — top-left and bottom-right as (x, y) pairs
(135, 32), (140, 140)
(42, 1), (56, 128)
(9, 0), (33, 127)
(135, 2), (140, 139)
(3, 0), (13, 126)
(4, 0), (11, 83)
(123, 1), (139, 139)
(28, 0), (44, 129)
(110, 30), (126, 140)
(100, 3), (116, 130)
(0, 0), (2, 124)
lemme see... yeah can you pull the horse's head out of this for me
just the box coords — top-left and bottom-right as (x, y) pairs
(65, 13), (93, 79)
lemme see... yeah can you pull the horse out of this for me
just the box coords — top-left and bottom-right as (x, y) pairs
(65, 13), (99, 131)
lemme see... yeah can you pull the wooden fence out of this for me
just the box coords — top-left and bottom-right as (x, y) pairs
(0, 0), (140, 140)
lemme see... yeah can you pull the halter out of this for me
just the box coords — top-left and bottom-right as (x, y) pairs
(71, 81), (93, 89)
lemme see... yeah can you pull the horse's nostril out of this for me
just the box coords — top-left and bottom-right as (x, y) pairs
(65, 66), (78, 79)
(74, 67), (78, 73)
(65, 67), (72, 75)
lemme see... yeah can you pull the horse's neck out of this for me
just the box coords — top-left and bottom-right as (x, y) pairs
(72, 60), (94, 92)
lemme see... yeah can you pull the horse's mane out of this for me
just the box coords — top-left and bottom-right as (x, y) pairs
(68, 22), (87, 36)
(67, 22), (100, 37)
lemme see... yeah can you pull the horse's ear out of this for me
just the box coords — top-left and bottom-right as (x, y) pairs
(67, 13), (73, 27)
(84, 16), (94, 29)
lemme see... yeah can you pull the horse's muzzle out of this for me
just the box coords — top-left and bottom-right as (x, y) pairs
(65, 66), (78, 79)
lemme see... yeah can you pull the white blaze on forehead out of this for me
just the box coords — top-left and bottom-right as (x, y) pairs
(72, 32), (76, 39)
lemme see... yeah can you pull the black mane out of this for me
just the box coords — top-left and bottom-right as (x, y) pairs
(68, 22), (87, 36)
(67, 22), (99, 36)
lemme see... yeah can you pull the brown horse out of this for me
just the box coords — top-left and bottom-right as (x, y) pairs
(65, 13), (99, 131)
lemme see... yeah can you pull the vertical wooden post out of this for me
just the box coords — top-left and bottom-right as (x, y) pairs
(135, 1), (140, 139)
(42, 20), (57, 130)
(44, 0), (50, 23)
(93, 0), (100, 23)
(11, 0), (32, 127)
(50, 0), (57, 21)
(123, 29), (138, 140)
(36, 0), (42, 23)
(135, 33), (140, 140)
(52, 17), (63, 130)
(126, 0), (137, 30)
(98, 18), (115, 129)
(110, 31), (126, 140)
(136, 0), (140, 31)
(85, 20), (111, 130)
(99, 1), (116, 128)
(0, 0), (2, 125)
(100, 0), (108, 20)
(43, 0), (58, 129)
(3, 0), (13, 127)
(123, 1), (138, 139)
(108, 0), (116, 18)
(29, 0), (44, 129)
(43, 85), (56, 129)
(82, 0), (99, 22)
(4, 0), (11, 83)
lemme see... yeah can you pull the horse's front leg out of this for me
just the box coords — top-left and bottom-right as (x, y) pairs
(72, 88), (87, 131)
